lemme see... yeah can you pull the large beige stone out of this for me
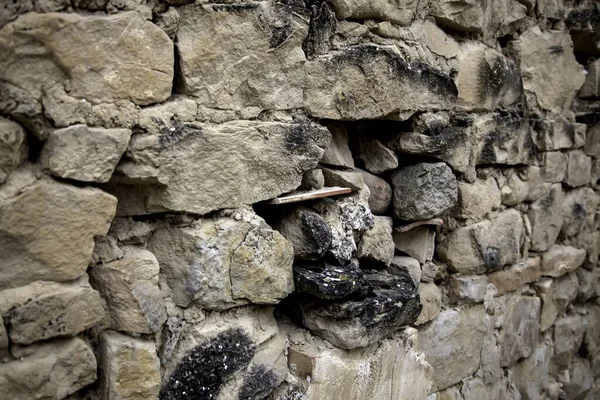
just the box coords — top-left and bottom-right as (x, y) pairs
(149, 208), (294, 309)
(512, 27), (585, 111)
(0, 12), (173, 105)
(533, 118), (586, 151)
(455, 177), (501, 219)
(357, 216), (395, 265)
(0, 167), (117, 289)
(90, 247), (167, 334)
(356, 138), (398, 174)
(0, 337), (96, 400)
(415, 283), (442, 325)
(527, 183), (564, 251)
(177, 2), (307, 111)
(541, 244), (587, 278)
(487, 257), (541, 296)
(393, 226), (435, 264)
(419, 306), (488, 392)
(0, 117), (27, 184)
(0, 277), (104, 345)
(120, 120), (329, 214)
(512, 340), (553, 400)
(99, 331), (161, 400)
(564, 150), (592, 188)
(328, 0), (419, 25)
(499, 296), (541, 367)
(41, 125), (131, 183)
(553, 315), (588, 370)
(321, 124), (355, 168)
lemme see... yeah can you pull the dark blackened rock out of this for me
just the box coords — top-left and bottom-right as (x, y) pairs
(293, 259), (368, 299)
(276, 207), (332, 260)
(160, 329), (256, 400)
(475, 113), (535, 165)
(239, 364), (280, 400)
(303, 0), (336, 58)
(297, 271), (422, 349)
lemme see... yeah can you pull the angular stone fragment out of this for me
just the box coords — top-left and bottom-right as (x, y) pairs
(564, 150), (592, 187)
(541, 151), (568, 182)
(0, 277), (104, 345)
(389, 255), (421, 287)
(357, 216), (395, 265)
(391, 162), (458, 220)
(177, 2), (307, 111)
(300, 168), (325, 190)
(534, 275), (579, 332)
(512, 27), (585, 111)
(580, 59), (600, 98)
(358, 168), (392, 215)
(0, 167), (117, 289)
(99, 331), (160, 400)
(356, 138), (398, 174)
(305, 44), (458, 120)
(564, 358), (593, 400)
(439, 209), (524, 274)
(456, 43), (523, 110)
(121, 120), (330, 214)
(321, 125), (355, 168)
(275, 208), (332, 261)
(584, 122), (600, 156)
(473, 113), (535, 166)
(90, 247), (167, 334)
(455, 177), (501, 219)
(415, 283), (442, 325)
(448, 275), (489, 304)
(561, 187), (598, 238)
(328, 0), (419, 25)
(419, 306), (488, 392)
(499, 296), (541, 367)
(0, 117), (27, 184)
(293, 260), (367, 300)
(512, 340), (553, 400)
(149, 208), (294, 309)
(430, 0), (486, 32)
(541, 245), (586, 278)
(527, 183), (564, 251)
(533, 118), (587, 151)
(487, 257), (541, 296)
(41, 125), (131, 183)
(0, 12), (173, 105)
(0, 337), (96, 400)
(321, 167), (364, 191)
(393, 226), (435, 264)
(553, 315), (588, 370)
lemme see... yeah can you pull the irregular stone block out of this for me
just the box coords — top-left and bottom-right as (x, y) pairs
(356, 138), (398, 174)
(357, 216), (395, 265)
(0, 12), (173, 105)
(499, 296), (541, 367)
(177, 2), (307, 111)
(321, 125), (355, 168)
(430, 0), (486, 32)
(391, 162), (458, 220)
(473, 113), (535, 166)
(41, 125), (131, 183)
(90, 247), (167, 334)
(561, 187), (598, 238)
(580, 59), (600, 98)
(358, 168), (392, 215)
(121, 120), (329, 214)
(0, 318), (7, 361)
(0, 167), (116, 289)
(0, 277), (104, 345)
(584, 122), (600, 156)
(448, 275), (489, 304)
(99, 331), (161, 400)
(415, 283), (442, 325)
(149, 208), (294, 309)
(389, 255), (421, 287)
(533, 118), (587, 151)
(293, 259), (367, 300)
(275, 208), (332, 261)
(305, 44), (458, 120)
(512, 27), (585, 111)
(419, 306), (488, 392)
(0, 337), (96, 400)
(527, 183), (564, 251)
(564, 358), (593, 400)
(300, 168), (325, 190)
(564, 150), (592, 187)
(541, 151), (568, 183)
(541, 245), (586, 278)
(439, 209), (524, 274)
(553, 315), (588, 370)
(0, 117), (27, 184)
(487, 257), (541, 296)
(393, 226), (435, 264)
(321, 167), (364, 191)
(512, 340), (553, 400)
(328, 0), (419, 25)
(534, 274), (580, 332)
(455, 177), (501, 219)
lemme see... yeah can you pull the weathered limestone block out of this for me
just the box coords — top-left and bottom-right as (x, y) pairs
(0, 167), (117, 289)
(321, 167), (364, 191)
(430, 0), (486, 32)
(456, 43), (523, 110)
(149, 208), (294, 309)
(328, 0), (419, 25)
(448, 275), (489, 303)
(512, 27), (585, 111)
(393, 226), (435, 264)
(497, 169), (531, 206)
(580, 59), (600, 98)
(356, 138), (398, 174)
(534, 273), (579, 332)
(0, 12), (173, 105)
(499, 296), (541, 367)
(357, 216), (395, 265)
(564, 150), (592, 187)
(528, 183), (564, 251)
(90, 247), (167, 334)
(564, 358), (593, 400)
(391, 162), (458, 220)
(455, 177), (501, 219)
(0, 337), (96, 400)
(99, 331), (161, 400)
(415, 283), (442, 325)
(473, 113), (535, 166)
(305, 44), (458, 120)
(0, 277), (104, 345)
(541, 245), (587, 278)
(389, 255), (421, 287)
(584, 123), (600, 156)
(275, 208), (332, 261)
(439, 209), (524, 274)
(487, 257), (541, 296)
(177, 2), (307, 111)
(512, 340), (553, 400)
(358, 169), (392, 215)
(0, 117), (27, 184)
(541, 151), (568, 183)
(121, 120), (330, 214)
(533, 118), (587, 151)
(321, 125), (355, 168)
(460, 373), (522, 400)
(419, 306), (488, 392)
(161, 307), (287, 400)
(561, 187), (598, 238)
(553, 315), (588, 370)
(300, 168), (325, 190)
(41, 125), (131, 183)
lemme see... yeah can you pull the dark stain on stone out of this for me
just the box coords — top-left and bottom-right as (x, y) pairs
(303, 0), (336, 58)
(483, 246), (502, 270)
(293, 259), (369, 300)
(547, 45), (564, 54)
(566, 8), (600, 31)
(159, 121), (203, 147)
(572, 202), (587, 220)
(239, 364), (280, 400)
(160, 328), (256, 400)
(209, 3), (260, 13)
(300, 211), (332, 257)
(284, 123), (314, 155)
(476, 55), (523, 106)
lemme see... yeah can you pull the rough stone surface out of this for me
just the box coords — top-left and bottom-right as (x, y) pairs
(276, 207), (332, 261)
(415, 283), (442, 325)
(0, 117), (27, 184)
(356, 138), (398, 174)
(321, 167), (364, 191)
(564, 150), (593, 187)
(512, 340), (553, 400)
(528, 183), (564, 252)
(533, 118), (587, 151)
(487, 257), (541, 296)
(358, 168), (392, 215)
(499, 296), (541, 367)
(357, 216), (394, 265)
(393, 226), (435, 264)
(448, 275), (489, 304)
(0, 167), (117, 289)
(328, 0), (418, 25)
(293, 260), (367, 300)
(541, 245), (587, 278)
(41, 125), (131, 182)
(321, 125), (355, 168)
(389, 255), (421, 287)
(455, 177), (502, 219)
(541, 151), (568, 183)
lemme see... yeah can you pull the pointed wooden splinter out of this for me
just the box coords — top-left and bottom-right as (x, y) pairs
(268, 187), (352, 205)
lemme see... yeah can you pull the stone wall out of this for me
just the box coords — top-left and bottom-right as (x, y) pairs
(0, 0), (599, 399)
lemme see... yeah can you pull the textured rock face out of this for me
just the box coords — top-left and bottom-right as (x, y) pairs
(121, 120), (330, 214)
(528, 184), (564, 251)
(499, 296), (541, 367)
(357, 216), (395, 265)
(0, 117), (27, 184)
(276, 208), (332, 261)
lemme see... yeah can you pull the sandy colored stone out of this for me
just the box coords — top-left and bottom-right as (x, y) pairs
(541, 245), (587, 278)
(358, 168), (392, 215)
(533, 118), (587, 151)
(356, 138), (398, 174)
(321, 167), (364, 191)
(357, 216), (395, 265)
(389, 255), (421, 287)
(564, 150), (592, 188)
(487, 257), (541, 296)
(448, 275), (489, 304)
(455, 177), (501, 219)
(541, 151), (568, 183)
(328, 0), (419, 25)
(512, 340), (553, 400)
(499, 296), (541, 367)
(393, 226), (435, 264)
(415, 283), (442, 325)
(0, 167), (117, 289)
(321, 125), (355, 168)
(0, 117), (27, 184)
(527, 183), (564, 251)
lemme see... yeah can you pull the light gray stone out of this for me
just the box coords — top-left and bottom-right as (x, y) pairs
(499, 296), (541, 367)
(455, 177), (501, 219)
(580, 59), (600, 99)
(561, 187), (598, 238)
(321, 125), (355, 168)
(393, 226), (435, 264)
(541, 151), (568, 183)
(528, 183), (564, 251)
(553, 316), (588, 370)
(0, 117), (27, 184)
(564, 358), (593, 400)
(321, 167), (364, 191)
(564, 150), (592, 188)
(415, 283), (442, 325)
(357, 216), (395, 265)
(328, 0), (419, 25)
(358, 168), (392, 215)
(584, 123), (600, 156)
(356, 138), (398, 174)
(487, 257), (541, 296)
(448, 275), (489, 304)
(512, 340), (553, 400)
(541, 245), (587, 278)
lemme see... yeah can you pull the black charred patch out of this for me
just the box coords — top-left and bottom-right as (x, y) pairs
(476, 56), (523, 105)
(572, 202), (587, 220)
(159, 122), (203, 147)
(209, 3), (260, 13)
(284, 123), (314, 155)
(239, 365), (280, 400)
(482, 246), (502, 270)
(300, 211), (332, 257)
(303, 0), (336, 58)
(270, 24), (293, 48)
(160, 329), (256, 400)
(566, 8), (600, 31)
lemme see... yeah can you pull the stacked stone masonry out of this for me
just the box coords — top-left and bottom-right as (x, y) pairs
(0, 0), (599, 399)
